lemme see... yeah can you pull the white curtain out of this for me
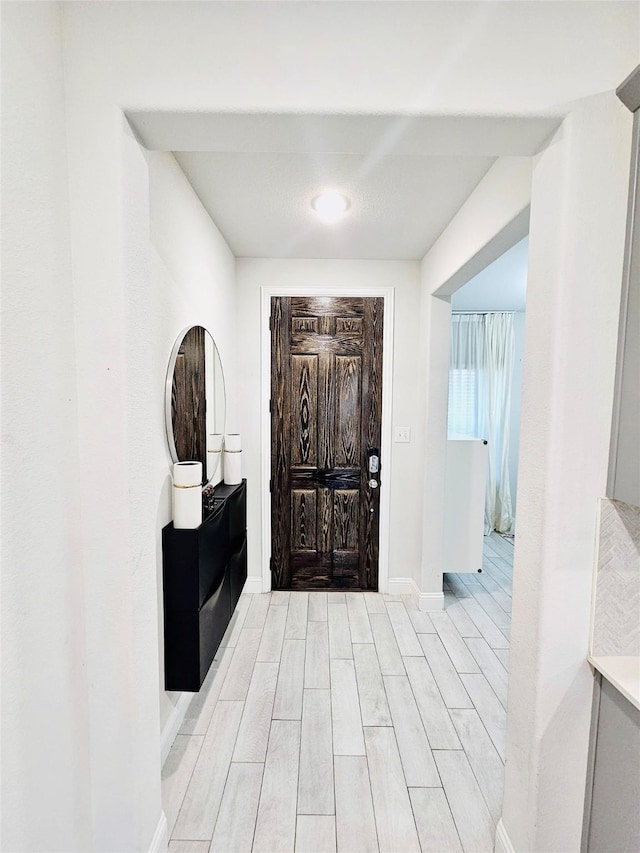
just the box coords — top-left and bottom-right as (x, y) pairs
(448, 312), (514, 534)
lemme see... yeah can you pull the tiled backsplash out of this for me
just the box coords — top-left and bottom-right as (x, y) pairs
(592, 498), (640, 656)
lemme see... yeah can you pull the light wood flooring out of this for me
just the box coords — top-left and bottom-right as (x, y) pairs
(163, 533), (514, 853)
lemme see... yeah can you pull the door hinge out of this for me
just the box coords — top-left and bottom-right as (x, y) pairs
(269, 398), (272, 413)
(269, 315), (272, 331)
(270, 556), (273, 573)
(269, 478), (273, 493)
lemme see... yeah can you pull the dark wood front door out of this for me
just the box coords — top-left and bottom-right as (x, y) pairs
(271, 296), (384, 590)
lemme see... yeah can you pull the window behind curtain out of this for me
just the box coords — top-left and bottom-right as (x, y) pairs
(448, 368), (479, 439)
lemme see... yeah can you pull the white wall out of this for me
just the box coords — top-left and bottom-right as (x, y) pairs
(236, 259), (423, 590)
(148, 152), (238, 735)
(1, 4), (93, 849)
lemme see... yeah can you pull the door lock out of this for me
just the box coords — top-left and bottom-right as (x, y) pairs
(367, 448), (380, 490)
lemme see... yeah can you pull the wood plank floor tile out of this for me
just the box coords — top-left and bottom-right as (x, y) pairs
(256, 605), (287, 663)
(244, 593), (272, 630)
(270, 591), (291, 606)
(328, 602), (353, 659)
(252, 720), (301, 853)
(285, 592), (309, 640)
(219, 628), (263, 701)
(173, 700), (244, 841)
(334, 756), (379, 853)
(308, 591), (328, 621)
(298, 689), (334, 816)
(232, 662), (278, 762)
(169, 842), (210, 853)
(162, 734), (203, 837)
(363, 592), (387, 614)
(433, 750), (495, 853)
(384, 601), (423, 656)
(460, 673), (506, 760)
(429, 612), (481, 673)
(210, 763), (263, 852)
(407, 608), (436, 634)
(383, 676), (440, 786)
(459, 598), (510, 650)
(219, 594), (252, 649)
(473, 590), (511, 635)
(305, 620), (330, 689)
(364, 727), (421, 853)
(491, 587), (512, 614)
(296, 816), (337, 853)
(464, 636), (509, 708)
(273, 639), (306, 720)
(418, 633), (473, 709)
(444, 574), (474, 598)
(444, 595), (482, 638)
(179, 650), (233, 735)
(450, 708), (504, 822)
(403, 656), (461, 750)
(481, 559), (513, 594)
(328, 592), (346, 604)
(408, 788), (463, 853)
(494, 647), (509, 669)
(369, 613), (405, 675)
(346, 592), (374, 643)
(353, 644), (392, 726)
(331, 659), (365, 756)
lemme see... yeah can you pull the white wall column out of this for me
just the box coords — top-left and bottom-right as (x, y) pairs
(500, 92), (632, 853)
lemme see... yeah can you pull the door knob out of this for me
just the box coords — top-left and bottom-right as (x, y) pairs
(368, 479), (378, 489)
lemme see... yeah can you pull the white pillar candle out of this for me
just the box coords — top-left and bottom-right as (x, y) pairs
(207, 434), (223, 481)
(172, 461), (203, 529)
(224, 433), (242, 452)
(223, 450), (242, 486)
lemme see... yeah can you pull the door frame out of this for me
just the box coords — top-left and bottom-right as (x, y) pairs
(260, 284), (395, 593)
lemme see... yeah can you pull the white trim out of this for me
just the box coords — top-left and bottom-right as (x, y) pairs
(243, 576), (265, 594)
(418, 591), (445, 612)
(260, 285), (395, 593)
(386, 578), (445, 611)
(148, 811), (168, 853)
(387, 577), (421, 596)
(160, 691), (192, 766)
(494, 818), (516, 853)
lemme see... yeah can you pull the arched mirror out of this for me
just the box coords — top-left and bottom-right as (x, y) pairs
(165, 325), (226, 484)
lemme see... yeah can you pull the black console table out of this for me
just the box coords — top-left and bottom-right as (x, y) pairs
(162, 479), (247, 691)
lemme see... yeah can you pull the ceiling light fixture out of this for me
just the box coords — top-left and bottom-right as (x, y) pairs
(311, 191), (351, 223)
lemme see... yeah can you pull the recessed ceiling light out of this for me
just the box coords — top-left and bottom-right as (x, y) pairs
(311, 191), (351, 223)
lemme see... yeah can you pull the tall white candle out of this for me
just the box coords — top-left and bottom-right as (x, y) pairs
(172, 461), (203, 529)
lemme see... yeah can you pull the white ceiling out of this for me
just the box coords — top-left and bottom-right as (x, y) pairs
(130, 112), (560, 260)
(452, 236), (529, 312)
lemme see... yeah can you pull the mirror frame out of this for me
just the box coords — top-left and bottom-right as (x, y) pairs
(164, 325), (226, 482)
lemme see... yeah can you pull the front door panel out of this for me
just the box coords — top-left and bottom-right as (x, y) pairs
(271, 296), (383, 590)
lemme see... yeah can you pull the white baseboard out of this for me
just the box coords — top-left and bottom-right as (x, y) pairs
(386, 577), (420, 596)
(160, 691), (193, 766)
(494, 818), (515, 853)
(418, 591), (445, 612)
(244, 576), (265, 594)
(148, 811), (168, 853)
(386, 578), (445, 612)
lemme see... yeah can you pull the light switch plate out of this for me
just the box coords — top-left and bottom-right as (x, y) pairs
(394, 426), (411, 443)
